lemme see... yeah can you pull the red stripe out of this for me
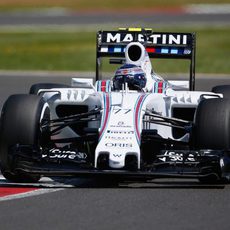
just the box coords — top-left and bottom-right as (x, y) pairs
(101, 80), (107, 92)
(146, 47), (156, 53)
(158, 81), (163, 93)
(0, 187), (38, 198)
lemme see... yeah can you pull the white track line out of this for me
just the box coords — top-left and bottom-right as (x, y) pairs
(0, 175), (64, 201)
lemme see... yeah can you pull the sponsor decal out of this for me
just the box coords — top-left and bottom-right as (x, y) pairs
(104, 32), (189, 45)
(112, 107), (132, 114)
(105, 143), (133, 148)
(107, 130), (134, 134)
(110, 121), (132, 128)
(106, 33), (145, 43)
(113, 154), (122, 158)
(105, 136), (132, 140)
(117, 121), (124, 126)
(158, 151), (196, 162)
(42, 148), (87, 160)
(183, 49), (192, 55)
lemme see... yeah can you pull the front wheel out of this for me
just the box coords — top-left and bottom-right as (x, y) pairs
(0, 94), (49, 182)
(193, 98), (230, 183)
(193, 98), (230, 150)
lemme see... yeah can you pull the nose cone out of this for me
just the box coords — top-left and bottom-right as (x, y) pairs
(109, 152), (126, 168)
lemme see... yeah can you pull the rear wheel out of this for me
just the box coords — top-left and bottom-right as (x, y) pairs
(212, 85), (230, 99)
(0, 94), (49, 182)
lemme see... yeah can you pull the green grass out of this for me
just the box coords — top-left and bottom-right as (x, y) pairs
(0, 32), (96, 71)
(0, 27), (229, 74)
(0, 0), (230, 11)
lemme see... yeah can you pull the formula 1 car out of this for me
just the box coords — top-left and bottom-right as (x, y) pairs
(1, 28), (230, 184)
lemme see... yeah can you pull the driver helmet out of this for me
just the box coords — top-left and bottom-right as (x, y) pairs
(113, 64), (147, 91)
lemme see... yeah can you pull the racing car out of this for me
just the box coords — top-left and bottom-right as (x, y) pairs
(1, 28), (230, 184)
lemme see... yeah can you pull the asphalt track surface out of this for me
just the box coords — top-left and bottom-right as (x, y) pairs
(0, 72), (230, 230)
(0, 11), (229, 27)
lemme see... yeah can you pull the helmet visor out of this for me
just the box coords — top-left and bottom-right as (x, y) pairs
(113, 67), (146, 91)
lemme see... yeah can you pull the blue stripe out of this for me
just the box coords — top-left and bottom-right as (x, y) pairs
(178, 48), (184, 55)
(156, 48), (161, 54)
(161, 48), (169, 54)
(97, 81), (101, 91)
(99, 94), (112, 140)
(133, 95), (141, 144)
(103, 45), (189, 55)
(114, 47), (122, 53)
(171, 48), (178, 54)
(99, 94), (107, 140)
(105, 46), (125, 53)
(108, 47), (114, 53)
(106, 80), (109, 92)
(133, 95), (148, 145)
(137, 95), (148, 144)
(154, 82), (158, 93)
(101, 93), (106, 126)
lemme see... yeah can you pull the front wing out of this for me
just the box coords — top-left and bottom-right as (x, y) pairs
(10, 146), (230, 181)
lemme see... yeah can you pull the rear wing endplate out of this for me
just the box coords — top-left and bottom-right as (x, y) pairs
(96, 28), (196, 90)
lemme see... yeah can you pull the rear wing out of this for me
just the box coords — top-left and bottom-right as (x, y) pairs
(96, 28), (196, 90)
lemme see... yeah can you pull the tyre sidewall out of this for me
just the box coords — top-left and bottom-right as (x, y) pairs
(193, 98), (230, 150)
(0, 94), (47, 182)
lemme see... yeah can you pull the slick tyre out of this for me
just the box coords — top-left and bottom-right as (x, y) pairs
(0, 94), (49, 183)
(193, 98), (230, 183)
(193, 98), (230, 150)
(212, 85), (230, 99)
(29, 83), (69, 94)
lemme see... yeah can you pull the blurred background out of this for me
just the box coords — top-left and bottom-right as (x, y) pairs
(0, 0), (229, 74)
